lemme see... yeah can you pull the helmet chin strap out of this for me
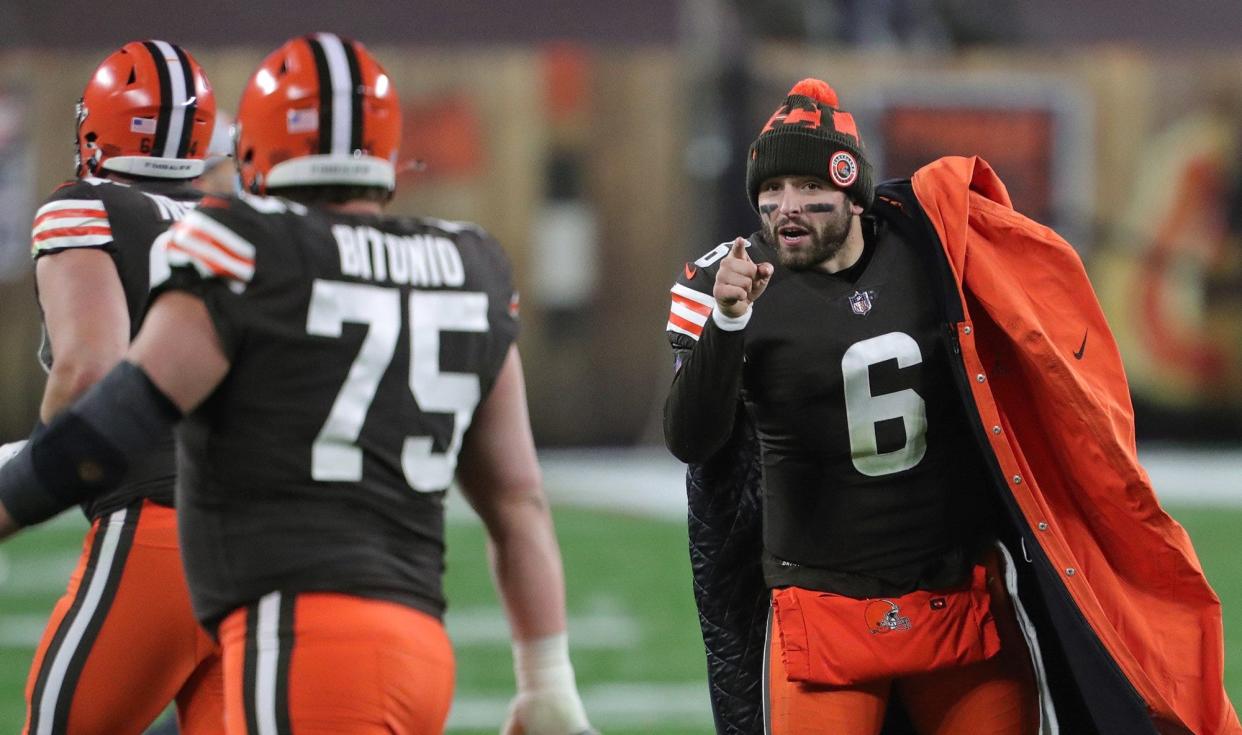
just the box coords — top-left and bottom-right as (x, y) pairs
(82, 149), (103, 177)
(73, 98), (90, 177)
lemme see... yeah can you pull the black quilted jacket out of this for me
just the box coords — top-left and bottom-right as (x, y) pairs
(684, 409), (767, 734)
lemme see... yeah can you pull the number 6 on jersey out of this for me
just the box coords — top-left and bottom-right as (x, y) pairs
(841, 331), (928, 477)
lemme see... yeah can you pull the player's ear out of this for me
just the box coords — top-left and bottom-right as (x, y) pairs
(849, 199), (864, 216)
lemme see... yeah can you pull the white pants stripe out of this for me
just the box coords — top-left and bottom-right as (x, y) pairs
(254, 591), (284, 735)
(35, 507), (129, 735)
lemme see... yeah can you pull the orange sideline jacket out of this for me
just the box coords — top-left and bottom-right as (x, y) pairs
(913, 155), (1241, 735)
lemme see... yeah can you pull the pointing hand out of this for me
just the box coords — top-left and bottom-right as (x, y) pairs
(713, 238), (773, 318)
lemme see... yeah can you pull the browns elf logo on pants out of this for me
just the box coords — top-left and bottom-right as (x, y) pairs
(771, 565), (1000, 687)
(864, 599), (910, 634)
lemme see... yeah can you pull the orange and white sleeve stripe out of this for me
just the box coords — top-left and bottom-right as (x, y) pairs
(165, 209), (257, 286)
(30, 199), (112, 254)
(666, 282), (715, 340)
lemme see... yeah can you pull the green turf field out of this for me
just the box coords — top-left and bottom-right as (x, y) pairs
(0, 504), (1237, 733)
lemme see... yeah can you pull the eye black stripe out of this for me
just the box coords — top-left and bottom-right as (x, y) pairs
(171, 43), (197, 158)
(341, 38), (364, 153)
(306, 36), (334, 155)
(142, 41), (173, 155)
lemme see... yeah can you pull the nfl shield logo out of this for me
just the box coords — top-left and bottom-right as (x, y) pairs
(849, 290), (873, 316)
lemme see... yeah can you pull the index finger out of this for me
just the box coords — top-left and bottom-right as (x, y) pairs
(728, 237), (750, 261)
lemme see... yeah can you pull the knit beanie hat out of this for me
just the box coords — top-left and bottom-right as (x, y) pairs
(746, 78), (874, 211)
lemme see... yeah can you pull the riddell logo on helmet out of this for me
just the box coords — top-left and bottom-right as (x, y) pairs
(830, 151), (858, 188)
(311, 161), (374, 174)
(142, 161), (197, 171)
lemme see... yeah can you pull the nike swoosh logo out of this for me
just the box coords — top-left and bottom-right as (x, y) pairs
(1073, 329), (1088, 360)
(684, 263), (698, 280)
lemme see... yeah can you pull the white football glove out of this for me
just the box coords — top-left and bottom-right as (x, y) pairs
(502, 633), (596, 735)
(0, 441), (27, 469)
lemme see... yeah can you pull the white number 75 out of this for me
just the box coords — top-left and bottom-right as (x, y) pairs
(306, 279), (488, 492)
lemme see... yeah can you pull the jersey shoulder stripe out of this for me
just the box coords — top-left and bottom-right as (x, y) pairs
(31, 198), (112, 254)
(164, 209), (257, 287)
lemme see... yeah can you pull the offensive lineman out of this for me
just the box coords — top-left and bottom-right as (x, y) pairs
(0, 33), (593, 735)
(19, 40), (222, 735)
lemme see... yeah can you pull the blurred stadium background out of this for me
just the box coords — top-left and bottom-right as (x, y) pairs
(0, 1), (1239, 732)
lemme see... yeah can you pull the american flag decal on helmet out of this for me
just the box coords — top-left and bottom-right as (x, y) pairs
(130, 117), (158, 134)
(286, 108), (318, 134)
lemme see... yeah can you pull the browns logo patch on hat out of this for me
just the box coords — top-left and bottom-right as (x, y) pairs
(745, 78), (874, 212)
(830, 151), (858, 187)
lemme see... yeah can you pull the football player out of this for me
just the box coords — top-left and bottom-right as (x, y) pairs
(15, 40), (223, 735)
(666, 78), (1037, 735)
(192, 109), (237, 197)
(0, 33), (593, 735)
(664, 79), (1239, 734)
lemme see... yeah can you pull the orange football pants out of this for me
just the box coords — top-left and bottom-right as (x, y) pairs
(765, 552), (1039, 735)
(219, 591), (455, 735)
(22, 500), (223, 735)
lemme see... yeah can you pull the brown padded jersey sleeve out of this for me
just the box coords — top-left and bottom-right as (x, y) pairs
(663, 316), (746, 463)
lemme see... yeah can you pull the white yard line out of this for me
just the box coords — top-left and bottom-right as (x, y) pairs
(0, 614), (49, 649)
(532, 445), (1242, 515)
(0, 550), (81, 595)
(447, 682), (711, 731)
(1138, 446), (1242, 506)
(447, 604), (641, 648)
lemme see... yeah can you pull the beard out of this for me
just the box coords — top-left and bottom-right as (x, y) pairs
(763, 205), (853, 271)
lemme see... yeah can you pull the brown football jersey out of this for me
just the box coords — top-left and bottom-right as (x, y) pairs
(152, 192), (520, 630)
(665, 194), (995, 598)
(32, 177), (201, 518)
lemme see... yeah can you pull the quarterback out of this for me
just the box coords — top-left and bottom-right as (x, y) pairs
(665, 79), (1240, 734)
